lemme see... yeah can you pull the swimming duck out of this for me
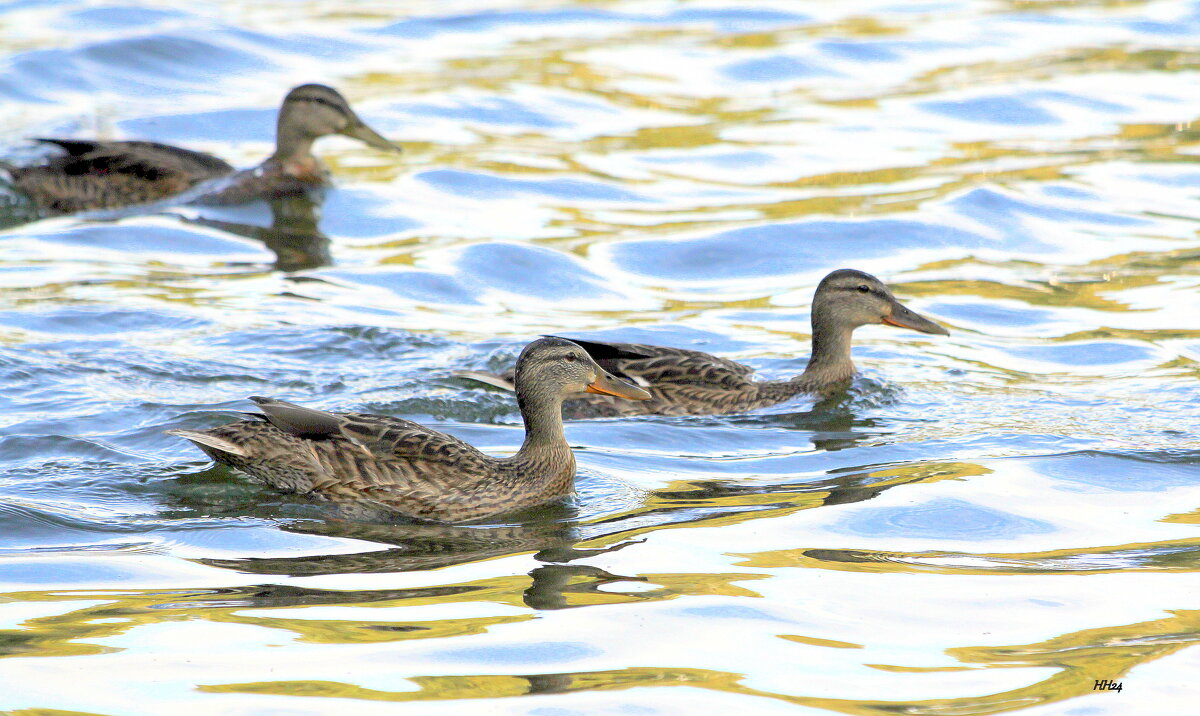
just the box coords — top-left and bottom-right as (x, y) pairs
(168, 338), (651, 523)
(456, 269), (949, 418)
(0, 84), (401, 214)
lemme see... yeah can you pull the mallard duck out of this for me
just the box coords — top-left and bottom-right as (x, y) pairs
(168, 337), (651, 523)
(0, 84), (401, 214)
(456, 269), (949, 418)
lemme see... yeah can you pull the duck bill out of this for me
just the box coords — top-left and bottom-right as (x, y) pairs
(341, 119), (403, 153)
(882, 300), (950, 335)
(586, 371), (651, 401)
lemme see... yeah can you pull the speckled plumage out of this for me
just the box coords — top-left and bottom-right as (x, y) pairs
(169, 338), (649, 523)
(2, 84), (400, 214)
(177, 411), (576, 522)
(560, 338), (847, 417)
(194, 162), (331, 206)
(463, 338), (838, 418)
(2, 139), (233, 213)
(457, 269), (950, 418)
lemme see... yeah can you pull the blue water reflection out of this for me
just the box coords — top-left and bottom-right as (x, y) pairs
(1009, 343), (1153, 366)
(923, 91), (1129, 126)
(925, 302), (1051, 328)
(457, 243), (618, 300)
(378, 7), (806, 38)
(1, 0), (1199, 713)
(14, 223), (262, 255)
(611, 220), (990, 280)
(66, 6), (185, 29)
(324, 269), (481, 305)
(400, 97), (571, 129)
(0, 308), (208, 335)
(724, 56), (838, 82)
(950, 188), (1144, 238)
(421, 169), (651, 203)
(1034, 452), (1200, 492)
(432, 642), (601, 665)
(832, 498), (1056, 540)
(119, 109), (276, 143)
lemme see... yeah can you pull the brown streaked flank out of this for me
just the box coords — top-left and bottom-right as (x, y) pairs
(168, 338), (647, 523)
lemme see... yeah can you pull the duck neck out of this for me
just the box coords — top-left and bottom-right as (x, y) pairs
(271, 115), (318, 169)
(514, 385), (569, 461)
(794, 315), (856, 389)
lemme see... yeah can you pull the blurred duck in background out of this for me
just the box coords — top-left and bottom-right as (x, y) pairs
(0, 83), (401, 214)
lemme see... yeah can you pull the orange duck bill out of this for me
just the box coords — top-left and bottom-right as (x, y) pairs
(586, 370), (652, 400)
(882, 300), (950, 336)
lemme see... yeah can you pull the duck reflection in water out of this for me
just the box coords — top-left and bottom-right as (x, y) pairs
(195, 516), (644, 588)
(181, 194), (332, 272)
(175, 443), (906, 579)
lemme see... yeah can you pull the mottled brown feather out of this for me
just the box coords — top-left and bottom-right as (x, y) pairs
(172, 410), (573, 522)
(456, 270), (949, 418)
(472, 338), (824, 418)
(169, 338), (648, 523)
(4, 84), (400, 213)
(7, 139), (234, 213)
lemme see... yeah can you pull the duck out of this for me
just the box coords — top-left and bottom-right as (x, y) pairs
(0, 84), (401, 214)
(167, 337), (651, 523)
(455, 269), (950, 418)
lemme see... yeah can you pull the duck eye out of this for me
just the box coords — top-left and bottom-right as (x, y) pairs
(565, 353), (577, 362)
(856, 285), (871, 293)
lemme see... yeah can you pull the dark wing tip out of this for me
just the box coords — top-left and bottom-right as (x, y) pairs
(547, 336), (657, 361)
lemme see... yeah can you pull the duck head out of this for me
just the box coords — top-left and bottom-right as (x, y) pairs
(515, 337), (651, 402)
(273, 84), (402, 170)
(812, 268), (949, 336)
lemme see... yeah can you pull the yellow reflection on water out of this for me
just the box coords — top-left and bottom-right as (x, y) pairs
(3, 1), (1200, 714)
(736, 536), (1200, 575)
(0, 566), (767, 659)
(197, 607), (1200, 713)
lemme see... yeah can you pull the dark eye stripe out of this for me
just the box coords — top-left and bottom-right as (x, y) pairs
(289, 94), (348, 116)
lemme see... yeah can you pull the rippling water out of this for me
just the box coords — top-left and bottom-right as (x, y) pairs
(2, 0), (1200, 713)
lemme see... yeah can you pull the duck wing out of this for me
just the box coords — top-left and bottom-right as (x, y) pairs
(550, 336), (756, 389)
(251, 397), (491, 474)
(35, 138), (235, 180)
(172, 398), (506, 522)
(452, 337), (761, 417)
(246, 397), (506, 520)
(10, 139), (235, 213)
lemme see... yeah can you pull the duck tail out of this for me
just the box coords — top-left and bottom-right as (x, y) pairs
(166, 429), (247, 457)
(451, 370), (516, 392)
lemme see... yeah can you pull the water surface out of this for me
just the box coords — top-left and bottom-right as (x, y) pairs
(2, 1), (1200, 714)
